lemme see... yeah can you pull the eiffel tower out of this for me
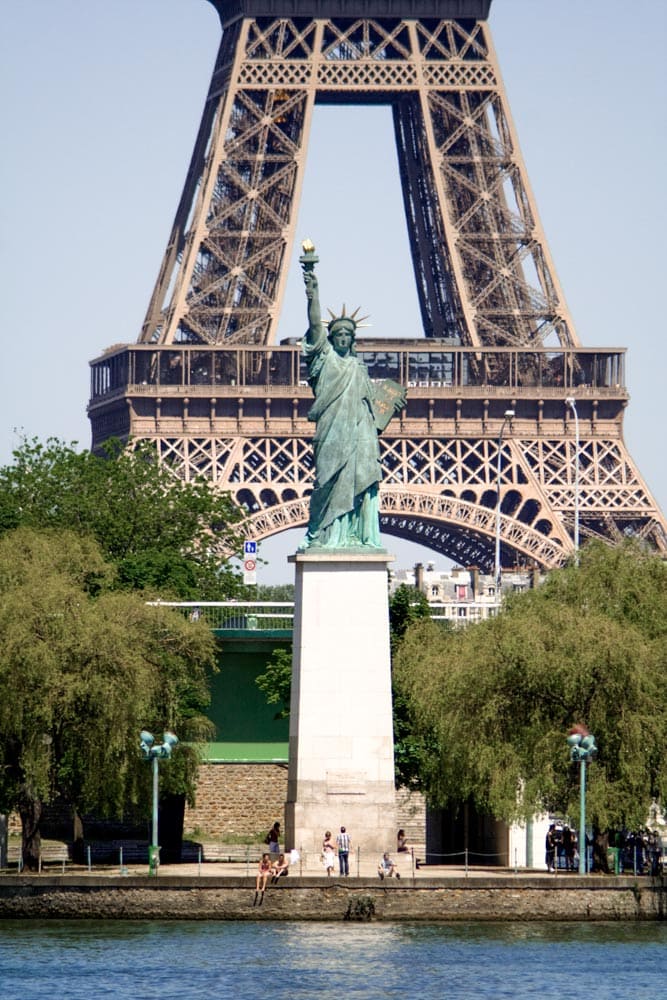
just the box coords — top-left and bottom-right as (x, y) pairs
(88, 0), (666, 572)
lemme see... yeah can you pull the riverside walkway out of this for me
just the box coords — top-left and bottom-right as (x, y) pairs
(2, 855), (666, 922)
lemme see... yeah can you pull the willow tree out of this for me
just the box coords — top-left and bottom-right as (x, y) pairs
(0, 527), (217, 870)
(0, 437), (245, 599)
(394, 541), (667, 831)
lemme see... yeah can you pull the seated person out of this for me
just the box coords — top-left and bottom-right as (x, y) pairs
(397, 829), (421, 867)
(255, 853), (272, 894)
(378, 852), (400, 879)
(397, 829), (409, 853)
(270, 852), (290, 883)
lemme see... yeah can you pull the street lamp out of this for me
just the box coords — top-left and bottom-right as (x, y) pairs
(566, 726), (597, 874)
(494, 409), (515, 593)
(565, 397), (580, 562)
(139, 730), (178, 876)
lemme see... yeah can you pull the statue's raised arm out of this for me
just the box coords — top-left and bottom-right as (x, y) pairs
(300, 239), (325, 349)
(297, 239), (406, 552)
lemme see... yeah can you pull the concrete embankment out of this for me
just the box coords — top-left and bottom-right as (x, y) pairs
(1, 872), (666, 921)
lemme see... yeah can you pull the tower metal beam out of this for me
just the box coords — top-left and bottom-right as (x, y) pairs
(89, 3), (667, 568)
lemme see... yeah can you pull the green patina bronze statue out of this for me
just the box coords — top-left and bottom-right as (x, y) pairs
(298, 240), (407, 551)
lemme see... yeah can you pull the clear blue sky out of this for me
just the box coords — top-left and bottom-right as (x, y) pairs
(2, 0), (665, 582)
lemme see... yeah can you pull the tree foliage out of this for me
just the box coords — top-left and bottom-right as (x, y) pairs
(389, 584), (438, 788)
(255, 648), (292, 720)
(0, 437), (246, 599)
(388, 583), (432, 653)
(0, 527), (218, 868)
(256, 583), (295, 602)
(394, 541), (667, 830)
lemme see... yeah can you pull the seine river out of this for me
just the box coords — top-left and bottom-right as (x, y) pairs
(1, 920), (666, 998)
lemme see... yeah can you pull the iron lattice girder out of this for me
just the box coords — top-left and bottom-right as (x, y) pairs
(89, 336), (666, 564)
(141, 428), (656, 517)
(138, 13), (575, 350)
(114, 414), (666, 570)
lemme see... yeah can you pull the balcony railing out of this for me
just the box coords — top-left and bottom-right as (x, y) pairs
(91, 342), (626, 401)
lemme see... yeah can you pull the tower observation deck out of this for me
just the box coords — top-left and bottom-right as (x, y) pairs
(88, 0), (666, 570)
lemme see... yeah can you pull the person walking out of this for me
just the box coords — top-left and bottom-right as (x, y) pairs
(336, 826), (351, 876)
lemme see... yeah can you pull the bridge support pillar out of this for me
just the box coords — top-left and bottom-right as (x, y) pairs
(285, 551), (397, 863)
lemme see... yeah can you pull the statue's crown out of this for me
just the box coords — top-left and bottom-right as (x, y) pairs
(325, 305), (370, 332)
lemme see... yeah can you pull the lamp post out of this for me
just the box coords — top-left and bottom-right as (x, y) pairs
(566, 727), (597, 874)
(494, 409), (515, 593)
(565, 397), (580, 562)
(139, 730), (178, 876)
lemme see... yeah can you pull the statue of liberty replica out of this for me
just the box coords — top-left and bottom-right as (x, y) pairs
(285, 241), (406, 859)
(299, 240), (406, 550)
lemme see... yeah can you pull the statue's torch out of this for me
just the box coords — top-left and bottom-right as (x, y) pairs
(299, 238), (318, 275)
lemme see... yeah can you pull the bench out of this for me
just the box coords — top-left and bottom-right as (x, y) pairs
(84, 841), (150, 864)
(5, 842), (69, 872)
(198, 843), (264, 864)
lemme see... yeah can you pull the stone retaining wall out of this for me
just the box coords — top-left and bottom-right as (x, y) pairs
(183, 763), (288, 839)
(1, 876), (665, 921)
(183, 766), (427, 848)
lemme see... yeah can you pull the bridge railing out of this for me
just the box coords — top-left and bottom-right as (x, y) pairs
(147, 601), (295, 631)
(148, 599), (506, 631)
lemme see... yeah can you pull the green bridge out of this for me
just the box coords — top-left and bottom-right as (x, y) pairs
(152, 602), (293, 764)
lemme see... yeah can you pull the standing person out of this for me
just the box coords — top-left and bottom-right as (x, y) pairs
(254, 853), (272, 906)
(545, 824), (556, 873)
(322, 830), (336, 877)
(266, 821), (281, 855)
(396, 829), (409, 853)
(563, 826), (576, 872)
(336, 826), (351, 876)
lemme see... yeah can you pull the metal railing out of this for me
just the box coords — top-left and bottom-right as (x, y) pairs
(147, 601), (294, 631)
(91, 342), (627, 401)
(148, 600), (511, 632)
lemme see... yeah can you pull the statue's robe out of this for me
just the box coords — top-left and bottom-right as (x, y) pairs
(302, 336), (381, 547)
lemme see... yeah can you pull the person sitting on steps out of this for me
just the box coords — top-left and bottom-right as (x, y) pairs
(397, 828), (421, 868)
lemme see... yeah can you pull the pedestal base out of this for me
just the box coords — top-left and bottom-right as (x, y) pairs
(285, 551), (397, 858)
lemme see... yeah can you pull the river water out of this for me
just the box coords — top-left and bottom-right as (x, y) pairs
(1, 920), (666, 999)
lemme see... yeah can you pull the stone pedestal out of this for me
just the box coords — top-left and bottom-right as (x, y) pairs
(285, 551), (397, 860)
